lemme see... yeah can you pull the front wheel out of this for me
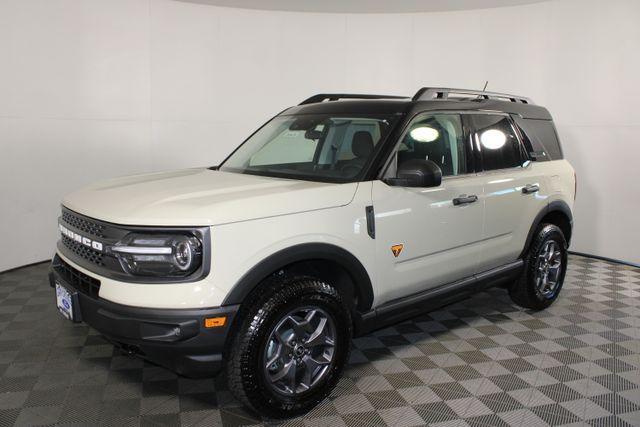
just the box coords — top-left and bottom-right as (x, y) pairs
(510, 223), (568, 310)
(226, 276), (352, 419)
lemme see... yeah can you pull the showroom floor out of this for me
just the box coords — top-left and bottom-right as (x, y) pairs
(0, 255), (638, 427)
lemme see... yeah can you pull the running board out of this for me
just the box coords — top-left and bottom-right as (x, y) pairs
(354, 260), (523, 336)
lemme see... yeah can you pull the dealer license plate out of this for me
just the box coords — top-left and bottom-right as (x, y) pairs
(55, 283), (74, 321)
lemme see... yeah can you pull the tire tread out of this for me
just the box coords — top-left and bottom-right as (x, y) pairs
(510, 223), (567, 310)
(226, 275), (351, 418)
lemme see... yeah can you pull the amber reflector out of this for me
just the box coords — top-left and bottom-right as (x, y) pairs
(204, 316), (226, 328)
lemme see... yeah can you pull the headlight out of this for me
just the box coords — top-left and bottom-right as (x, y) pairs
(111, 233), (203, 277)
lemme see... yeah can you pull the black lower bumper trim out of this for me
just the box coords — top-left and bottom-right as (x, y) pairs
(49, 256), (238, 378)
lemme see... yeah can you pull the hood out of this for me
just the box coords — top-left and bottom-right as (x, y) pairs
(62, 168), (358, 226)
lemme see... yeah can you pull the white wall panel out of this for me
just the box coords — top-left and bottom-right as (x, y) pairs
(561, 126), (640, 266)
(343, 14), (414, 93)
(0, 0), (150, 120)
(1, 0), (639, 270)
(150, 120), (235, 170)
(0, 117), (152, 270)
(150, 0), (221, 121)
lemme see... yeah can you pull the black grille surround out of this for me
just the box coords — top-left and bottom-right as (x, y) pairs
(62, 209), (106, 238)
(52, 254), (101, 299)
(58, 207), (121, 272)
(57, 206), (211, 284)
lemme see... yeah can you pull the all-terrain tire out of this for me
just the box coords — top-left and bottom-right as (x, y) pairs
(226, 275), (352, 419)
(509, 223), (568, 310)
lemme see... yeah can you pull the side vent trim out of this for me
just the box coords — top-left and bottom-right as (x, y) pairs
(365, 206), (375, 239)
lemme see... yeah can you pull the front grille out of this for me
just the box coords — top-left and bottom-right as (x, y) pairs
(61, 235), (105, 266)
(59, 207), (128, 278)
(62, 210), (106, 238)
(58, 206), (209, 284)
(53, 255), (101, 299)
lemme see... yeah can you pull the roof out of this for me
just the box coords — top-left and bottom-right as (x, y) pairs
(283, 99), (412, 116)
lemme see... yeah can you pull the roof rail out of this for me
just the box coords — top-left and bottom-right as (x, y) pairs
(299, 93), (408, 105)
(412, 87), (533, 104)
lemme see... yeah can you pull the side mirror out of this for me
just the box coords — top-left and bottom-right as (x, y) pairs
(384, 159), (442, 188)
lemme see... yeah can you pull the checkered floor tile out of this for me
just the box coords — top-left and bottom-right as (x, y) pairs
(0, 255), (638, 426)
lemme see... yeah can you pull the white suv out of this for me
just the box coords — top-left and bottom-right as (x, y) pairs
(50, 87), (576, 418)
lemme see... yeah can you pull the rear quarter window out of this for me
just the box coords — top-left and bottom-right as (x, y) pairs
(513, 116), (563, 161)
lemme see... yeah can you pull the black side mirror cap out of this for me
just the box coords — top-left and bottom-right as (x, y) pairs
(384, 159), (442, 188)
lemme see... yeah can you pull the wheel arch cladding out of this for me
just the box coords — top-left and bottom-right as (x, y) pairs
(221, 243), (374, 312)
(521, 200), (573, 258)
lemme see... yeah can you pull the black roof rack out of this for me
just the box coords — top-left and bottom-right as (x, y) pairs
(298, 88), (534, 106)
(299, 93), (408, 105)
(412, 87), (533, 104)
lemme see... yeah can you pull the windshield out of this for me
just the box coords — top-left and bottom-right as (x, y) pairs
(219, 114), (398, 182)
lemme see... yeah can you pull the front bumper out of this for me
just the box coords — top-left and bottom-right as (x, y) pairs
(49, 255), (239, 378)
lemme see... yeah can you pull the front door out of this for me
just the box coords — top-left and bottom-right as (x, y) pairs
(372, 113), (485, 305)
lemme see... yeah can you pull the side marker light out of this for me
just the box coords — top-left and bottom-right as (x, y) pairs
(204, 316), (227, 328)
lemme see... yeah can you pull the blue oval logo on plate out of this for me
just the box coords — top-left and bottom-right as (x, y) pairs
(63, 300), (70, 310)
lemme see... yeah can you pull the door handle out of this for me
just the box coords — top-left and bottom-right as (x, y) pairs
(452, 194), (478, 206)
(522, 184), (540, 194)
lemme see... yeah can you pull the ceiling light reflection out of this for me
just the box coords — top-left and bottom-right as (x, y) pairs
(410, 126), (439, 142)
(480, 129), (506, 149)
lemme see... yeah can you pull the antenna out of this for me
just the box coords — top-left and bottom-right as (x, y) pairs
(482, 80), (489, 92)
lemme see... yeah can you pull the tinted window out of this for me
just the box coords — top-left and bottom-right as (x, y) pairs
(470, 115), (523, 171)
(511, 116), (548, 162)
(513, 116), (563, 160)
(393, 114), (468, 177)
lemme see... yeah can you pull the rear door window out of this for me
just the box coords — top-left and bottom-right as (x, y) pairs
(469, 114), (523, 171)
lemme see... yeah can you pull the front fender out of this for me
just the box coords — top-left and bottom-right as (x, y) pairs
(221, 242), (374, 310)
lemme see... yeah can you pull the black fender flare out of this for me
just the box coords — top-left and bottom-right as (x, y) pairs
(221, 243), (374, 311)
(520, 200), (573, 258)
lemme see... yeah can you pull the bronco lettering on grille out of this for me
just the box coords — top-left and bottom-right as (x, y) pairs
(59, 224), (104, 251)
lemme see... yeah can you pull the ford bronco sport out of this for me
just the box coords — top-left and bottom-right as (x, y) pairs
(50, 87), (575, 418)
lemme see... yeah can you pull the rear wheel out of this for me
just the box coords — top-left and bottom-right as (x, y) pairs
(510, 223), (568, 310)
(226, 276), (352, 419)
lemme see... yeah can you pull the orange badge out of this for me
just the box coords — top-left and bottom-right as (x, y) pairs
(391, 244), (404, 258)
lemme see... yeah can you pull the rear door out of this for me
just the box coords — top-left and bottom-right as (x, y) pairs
(466, 113), (549, 271)
(372, 112), (485, 304)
